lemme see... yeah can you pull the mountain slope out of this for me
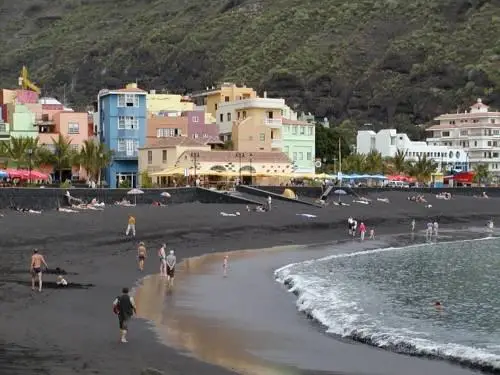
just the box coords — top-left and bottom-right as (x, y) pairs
(0, 0), (499, 130)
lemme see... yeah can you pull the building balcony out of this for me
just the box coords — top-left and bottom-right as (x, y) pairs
(117, 129), (139, 138)
(264, 118), (282, 128)
(114, 151), (138, 160)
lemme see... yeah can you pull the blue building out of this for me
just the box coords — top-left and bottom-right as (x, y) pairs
(97, 84), (147, 188)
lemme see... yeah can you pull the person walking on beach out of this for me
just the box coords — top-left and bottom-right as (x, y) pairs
(137, 242), (147, 271)
(112, 287), (136, 343)
(411, 219), (415, 232)
(352, 219), (358, 237)
(488, 219), (494, 233)
(126, 214), (136, 237)
(166, 250), (177, 287)
(369, 228), (375, 240)
(348, 217), (353, 236)
(223, 255), (229, 277)
(30, 249), (48, 292)
(426, 221), (433, 240)
(158, 244), (167, 277)
(267, 196), (272, 211)
(359, 222), (366, 241)
(433, 220), (439, 237)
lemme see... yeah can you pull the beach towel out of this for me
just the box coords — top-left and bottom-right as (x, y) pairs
(296, 214), (317, 218)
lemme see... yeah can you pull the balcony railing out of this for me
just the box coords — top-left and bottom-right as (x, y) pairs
(264, 118), (282, 128)
(114, 151), (138, 159)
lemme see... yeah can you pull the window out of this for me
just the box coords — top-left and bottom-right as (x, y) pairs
(237, 112), (241, 120)
(147, 151), (152, 164)
(488, 141), (492, 146)
(259, 133), (265, 141)
(442, 131), (450, 137)
(293, 152), (297, 161)
(224, 96), (230, 102)
(268, 111), (273, 119)
(460, 130), (468, 136)
(70, 144), (79, 152)
(308, 126), (313, 136)
(118, 139), (138, 155)
(68, 122), (79, 134)
(117, 139), (126, 152)
(227, 113), (231, 121)
(219, 114), (223, 122)
(192, 116), (199, 123)
(118, 116), (139, 130)
(494, 130), (500, 135)
(292, 126), (297, 135)
(117, 94), (139, 107)
(242, 111), (247, 119)
(307, 152), (312, 160)
(300, 126), (305, 135)
(298, 152), (303, 160)
(215, 103), (218, 110)
(193, 133), (199, 138)
(156, 128), (179, 137)
(162, 150), (167, 162)
(203, 133), (208, 138)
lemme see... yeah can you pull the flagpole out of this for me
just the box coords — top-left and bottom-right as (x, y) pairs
(338, 138), (342, 201)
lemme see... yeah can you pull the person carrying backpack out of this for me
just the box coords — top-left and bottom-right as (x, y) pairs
(112, 287), (136, 343)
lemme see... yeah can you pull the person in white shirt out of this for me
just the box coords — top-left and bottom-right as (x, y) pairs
(433, 221), (439, 237)
(267, 196), (272, 211)
(158, 244), (167, 277)
(166, 250), (177, 287)
(222, 255), (229, 277)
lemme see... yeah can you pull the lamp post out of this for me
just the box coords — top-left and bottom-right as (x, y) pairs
(98, 152), (103, 187)
(27, 148), (33, 185)
(236, 152), (245, 182)
(190, 152), (200, 184)
(249, 153), (253, 185)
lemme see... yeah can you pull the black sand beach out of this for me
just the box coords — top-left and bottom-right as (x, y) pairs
(0, 190), (498, 375)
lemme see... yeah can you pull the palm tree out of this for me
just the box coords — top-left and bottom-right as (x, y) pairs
(77, 138), (113, 185)
(391, 149), (408, 174)
(365, 150), (384, 174)
(407, 155), (438, 184)
(342, 153), (366, 173)
(473, 164), (489, 185)
(50, 134), (77, 183)
(4, 136), (40, 168)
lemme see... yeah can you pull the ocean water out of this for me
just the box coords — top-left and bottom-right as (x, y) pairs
(275, 237), (500, 373)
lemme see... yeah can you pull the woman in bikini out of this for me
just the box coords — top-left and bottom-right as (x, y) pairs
(137, 242), (147, 271)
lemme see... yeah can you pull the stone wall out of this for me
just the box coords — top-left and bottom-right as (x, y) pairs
(2, 187), (255, 210)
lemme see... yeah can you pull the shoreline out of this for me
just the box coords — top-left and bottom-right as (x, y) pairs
(135, 228), (495, 375)
(0, 192), (499, 375)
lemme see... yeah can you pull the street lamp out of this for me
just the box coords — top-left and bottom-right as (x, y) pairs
(190, 152), (200, 184)
(236, 152), (245, 182)
(27, 148), (33, 185)
(249, 153), (253, 185)
(98, 152), (103, 187)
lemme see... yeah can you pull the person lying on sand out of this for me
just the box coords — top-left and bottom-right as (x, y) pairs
(56, 275), (68, 287)
(436, 192), (451, 200)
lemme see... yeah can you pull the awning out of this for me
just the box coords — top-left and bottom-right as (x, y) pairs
(150, 167), (186, 177)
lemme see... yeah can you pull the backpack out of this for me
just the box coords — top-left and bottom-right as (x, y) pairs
(112, 296), (120, 315)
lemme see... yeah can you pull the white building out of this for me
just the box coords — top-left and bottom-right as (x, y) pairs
(357, 129), (467, 170)
(216, 96), (286, 137)
(426, 98), (500, 174)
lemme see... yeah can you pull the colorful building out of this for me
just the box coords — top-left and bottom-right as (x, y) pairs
(146, 115), (188, 145)
(282, 118), (316, 174)
(191, 83), (257, 118)
(219, 96), (285, 151)
(98, 83), (147, 188)
(138, 137), (210, 184)
(147, 91), (194, 113)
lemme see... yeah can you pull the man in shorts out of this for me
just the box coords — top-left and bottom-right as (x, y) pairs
(166, 250), (176, 287)
(113, 287), (136, 343)
(30, 249), (48, 292)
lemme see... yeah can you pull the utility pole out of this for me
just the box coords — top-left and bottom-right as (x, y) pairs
(190, 152), (200, 184)
(236, 152), (245, 183)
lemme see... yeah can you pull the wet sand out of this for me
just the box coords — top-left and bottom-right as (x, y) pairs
(0, 191), (498, 374)
(136, 230), (491, 375)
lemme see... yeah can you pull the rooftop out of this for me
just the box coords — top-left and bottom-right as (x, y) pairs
(176, 150), (291, 164)
(141, 137), (208, 149)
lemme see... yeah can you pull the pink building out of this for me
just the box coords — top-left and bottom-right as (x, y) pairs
(37, 111), (89, 151)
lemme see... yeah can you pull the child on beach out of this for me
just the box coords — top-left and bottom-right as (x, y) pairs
(223, 255), (229, 277)
(369, 228), (375, 240)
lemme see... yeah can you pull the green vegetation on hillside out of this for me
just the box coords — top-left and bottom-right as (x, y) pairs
(0, 0), (499, 132)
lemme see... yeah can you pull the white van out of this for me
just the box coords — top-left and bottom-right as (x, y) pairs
(386, 181), (409, 188)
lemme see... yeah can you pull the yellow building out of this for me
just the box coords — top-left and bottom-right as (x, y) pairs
(147, 91), (195, 113)
(191, 83), (257, 118)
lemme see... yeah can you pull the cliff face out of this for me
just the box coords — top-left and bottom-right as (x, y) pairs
(0, 0), (499, 129)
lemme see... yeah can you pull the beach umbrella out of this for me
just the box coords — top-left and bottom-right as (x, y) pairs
(160, 192), (171, 198)
(334, 189), (347, 195)
(127, 188), (144, 205)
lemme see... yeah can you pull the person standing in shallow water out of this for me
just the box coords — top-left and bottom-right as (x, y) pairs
(137, 242), (146, 271)
(166, 250), (177, 287)
(113, 287), (136, 343)
(30, 249), (48, 292)
(223, 255), (229, 277)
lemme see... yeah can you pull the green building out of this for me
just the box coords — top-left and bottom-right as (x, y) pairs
(7, 103), (38, 139)
(282, 118), (315, 174)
